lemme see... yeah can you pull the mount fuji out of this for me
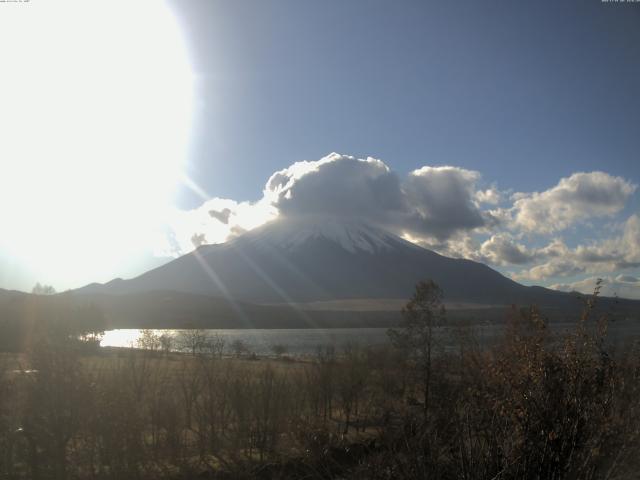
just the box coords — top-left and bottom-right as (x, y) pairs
(78, 216), (582, 310)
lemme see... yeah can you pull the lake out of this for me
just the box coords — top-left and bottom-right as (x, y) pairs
(101, 328), (393, 356)
(101, 320), (640, 357)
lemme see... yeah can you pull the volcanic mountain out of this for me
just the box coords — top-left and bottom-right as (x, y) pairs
(78, 217), (587, 310)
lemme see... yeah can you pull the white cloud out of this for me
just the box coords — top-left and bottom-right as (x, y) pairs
(511, 215), (640, 282)
(404, 166), (485, 240)
(551, 275), (640, 300)
(511, 172), (636, 234)
(616, 274), (639, 283)
(475, 187), (502, 205)
(535, 238), (569, 259)
(514, 259), (586, 281)
(161, 198), (276, 256)
(165, 153), (498, 255)
(479, 234), (536, 266)
(402, 232), (483, 262)
(264, 154), (488, 241)
(265, 153), (407, 221)
(564, 214), (640, 271)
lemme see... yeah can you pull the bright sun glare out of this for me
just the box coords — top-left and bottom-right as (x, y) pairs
(0, 0), (193, 287)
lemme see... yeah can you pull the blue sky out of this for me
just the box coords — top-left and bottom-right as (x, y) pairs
(170, 0), (640, 206)
(0, 0), (639, 297)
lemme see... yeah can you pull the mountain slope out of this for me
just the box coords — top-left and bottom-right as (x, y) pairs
(77, 217), (580, 308)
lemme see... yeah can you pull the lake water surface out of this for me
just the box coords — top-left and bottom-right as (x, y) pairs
(101, 322), (640, 356)
(101, 328), (393, 356)
(101, 321), (640, 356)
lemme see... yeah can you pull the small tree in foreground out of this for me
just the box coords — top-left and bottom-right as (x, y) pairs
(159, 333), (173, 355)
(388, 280), (445, 418)
(178, 330), (209, 356)
(137, 330), (161, 352)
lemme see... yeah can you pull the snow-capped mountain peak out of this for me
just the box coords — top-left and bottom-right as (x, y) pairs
(237, 216), (415, 254)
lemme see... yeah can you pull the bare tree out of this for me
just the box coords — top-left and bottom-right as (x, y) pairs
(336, 343), (369, 433)
(388, 280), (445, 419)
(311, 345), (336, 424)
(178, 329), (209, 356)
(193, 358), (234, 460)
(159, 333), (174, 355)
(137, 329), (161, 352)
(178, 360), (201, 432)
(203, 333), (226, 358)
(252, 366), (290, 460)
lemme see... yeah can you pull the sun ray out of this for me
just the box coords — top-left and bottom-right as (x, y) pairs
(180, 172), (212, 202)
(191, 249), (253, 328)
(232, 242), (320, 329)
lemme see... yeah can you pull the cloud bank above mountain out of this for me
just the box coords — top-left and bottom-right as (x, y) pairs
(166, 153), (639, 298)
(167, 153), (491, 251)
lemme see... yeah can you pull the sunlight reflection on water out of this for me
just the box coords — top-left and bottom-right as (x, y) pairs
(101, 321), (640, 357)
(100, 328), (393, 356)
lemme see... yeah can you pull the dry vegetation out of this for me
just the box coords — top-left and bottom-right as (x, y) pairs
(1, 282), (640, 479)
